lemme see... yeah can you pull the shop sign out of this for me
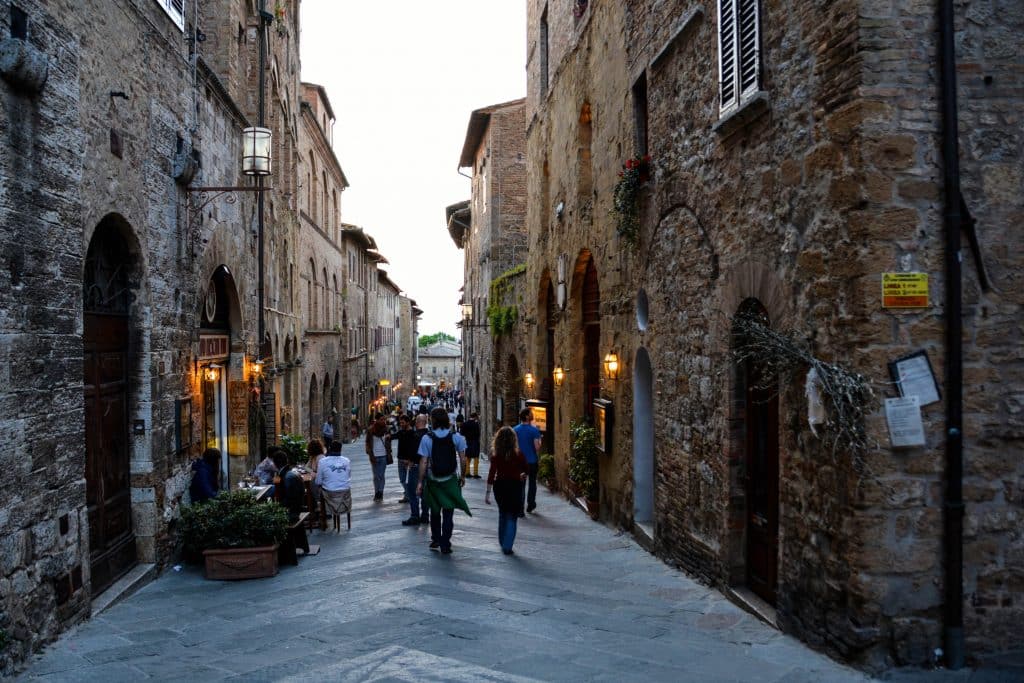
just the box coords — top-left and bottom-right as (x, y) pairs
(199, 334), (230, 360)
(882, 273), (929, 308)
(525, 399), (548, 433)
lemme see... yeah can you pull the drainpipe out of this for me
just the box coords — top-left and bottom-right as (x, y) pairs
(938, 0), (964, 670)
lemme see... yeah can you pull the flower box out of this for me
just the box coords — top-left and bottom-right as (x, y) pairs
(203, 544), (279, 580)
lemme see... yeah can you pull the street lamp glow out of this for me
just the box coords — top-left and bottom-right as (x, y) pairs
(603, 353), (620, 380)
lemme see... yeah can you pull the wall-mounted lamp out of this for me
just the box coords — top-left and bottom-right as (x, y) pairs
(249, 359), (264, 377)
(553, 366), (565, 388)
(461, 303), (473, 321)
(203, 364), (222, 383)
(524, 372), (535, 389)
(242, 126), (272, 176)
(603, 353), (620, 380)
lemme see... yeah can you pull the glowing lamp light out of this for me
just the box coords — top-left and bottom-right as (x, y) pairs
(203, 364), (222, 382)
(553, 366), (565, 388)
(524, 372), (535, 388)
(250, 359), (264, 377)
(603, 353), (620, 380)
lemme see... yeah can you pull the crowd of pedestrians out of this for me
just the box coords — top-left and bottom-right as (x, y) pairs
(189, 400), (545, 557)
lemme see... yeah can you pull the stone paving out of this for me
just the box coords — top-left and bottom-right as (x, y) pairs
(21, 439), (878, 682)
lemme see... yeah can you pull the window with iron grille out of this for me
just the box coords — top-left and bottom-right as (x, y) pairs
(156, 0), (185, 31)
(718, 0), (761, 114)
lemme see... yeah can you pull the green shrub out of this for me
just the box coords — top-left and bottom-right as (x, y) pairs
(569, 420), (599, 498)
(179, 489), (288, 556)
(279, 433), (308, 465)
(537, 452), (555, 484)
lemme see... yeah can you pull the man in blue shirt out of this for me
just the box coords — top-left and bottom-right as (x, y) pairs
(513, 408), (543, 514)
(416, 407), (470, 554)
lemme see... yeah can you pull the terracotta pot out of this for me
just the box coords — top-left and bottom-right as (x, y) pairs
(203, 544), (279, 580)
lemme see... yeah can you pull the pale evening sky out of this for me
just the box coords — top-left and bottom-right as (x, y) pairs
(300, 1), (527, 338)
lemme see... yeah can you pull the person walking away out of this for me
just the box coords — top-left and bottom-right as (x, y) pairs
(190, 448), (221, 503)
(485, 426), (528, 555)
(513, 408), (543, 514)
(461, 412), (482, 478)
(365, 415), (391, 501)
(416, 407), (471, 554)
(395, 414), (425, 525)
(413, 414), (431, 523)
(321, 417), (335, 445)
(315, 441), (352, 532)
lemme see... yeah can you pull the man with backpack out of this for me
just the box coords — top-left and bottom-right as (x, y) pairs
(416, 407), (471, 554)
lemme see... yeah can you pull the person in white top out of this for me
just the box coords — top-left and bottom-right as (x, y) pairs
(315, 441), (352, 532)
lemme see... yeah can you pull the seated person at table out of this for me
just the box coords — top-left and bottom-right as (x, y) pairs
(189, 448), (221, 503)
(256, 449), (279, 486)
(315, 441), (352, 533)
(272, 451), (305, 521)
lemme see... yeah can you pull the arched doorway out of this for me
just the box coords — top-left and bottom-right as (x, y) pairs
(199, 266), (239, 484)
(734, 299), (780, 605)
(581, 257), (601, 417)
(83, 216), (138, 595)
(633, 347), (655, 530)
(538, 273), (556, 455)
(308, 374), (319, 439)
(504, 354), (521, 425)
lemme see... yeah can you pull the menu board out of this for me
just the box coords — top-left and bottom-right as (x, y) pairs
(228, 381), (249, 456)
(261, 391), (277, 447)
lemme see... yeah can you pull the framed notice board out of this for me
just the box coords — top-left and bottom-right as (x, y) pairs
(593, 399), (613, 454)
(175, 398), (193, 455)
(525, 399), (549, 433)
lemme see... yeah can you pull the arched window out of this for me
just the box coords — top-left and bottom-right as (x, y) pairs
(309, 152), (317, 218)
(333, 275), (340, 331)
(309, 259), (317, 329)
(322, 267), (329, 328)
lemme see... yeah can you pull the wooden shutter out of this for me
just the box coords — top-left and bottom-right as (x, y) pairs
(718, 0), (737, 110)
(738, 0), (760, 97)
(719, 0), (761, 113)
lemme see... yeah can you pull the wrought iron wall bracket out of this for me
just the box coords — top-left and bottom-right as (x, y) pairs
(185, 186), (272, 262)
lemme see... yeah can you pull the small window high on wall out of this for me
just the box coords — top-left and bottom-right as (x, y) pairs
(718, 0), (761, 114)
(540, 5), (550, 97)
(632, 72), (649, 158)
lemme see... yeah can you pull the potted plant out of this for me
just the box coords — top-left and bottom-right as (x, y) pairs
(279, 433), (308, 465)
(179, 490), (289, 580)
(537, 452), (556, 492)
(569, 420), (599, 518)
(611, 155), (652, 246)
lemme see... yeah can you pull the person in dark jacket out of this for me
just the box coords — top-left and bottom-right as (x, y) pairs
(190, 448), (221, 503)
(460, 412), (482, 478)
(272, 451), (305, 521)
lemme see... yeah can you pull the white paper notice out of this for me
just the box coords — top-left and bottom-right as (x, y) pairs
(885, 396), (926, 448)
(895, 354), (940, 406)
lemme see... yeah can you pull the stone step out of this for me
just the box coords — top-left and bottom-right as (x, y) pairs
(91, 563), (157, 616)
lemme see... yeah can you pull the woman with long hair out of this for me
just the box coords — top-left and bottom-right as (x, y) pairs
(484, 426), (528, 555)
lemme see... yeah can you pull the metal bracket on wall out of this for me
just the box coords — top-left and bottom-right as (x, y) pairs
(185, 186), (271, 263)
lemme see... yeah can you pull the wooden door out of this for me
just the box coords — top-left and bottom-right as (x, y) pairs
(84, 313), (136, 596)
(745, 360), (779, 605)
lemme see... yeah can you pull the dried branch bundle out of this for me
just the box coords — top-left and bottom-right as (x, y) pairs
(732, 312), (875, 464)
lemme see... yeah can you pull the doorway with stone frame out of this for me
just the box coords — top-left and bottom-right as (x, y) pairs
(727, 298), (780, 609)
(633, 347), (655, 542)
(83, 215), (140, 597)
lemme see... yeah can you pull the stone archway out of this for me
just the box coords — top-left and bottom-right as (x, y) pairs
(633, 347), (655, 531)
(83, 214), (141, 596)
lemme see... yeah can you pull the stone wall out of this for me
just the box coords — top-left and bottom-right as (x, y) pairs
(524, 0), (1022, 670)
(0, 1), (86, 672)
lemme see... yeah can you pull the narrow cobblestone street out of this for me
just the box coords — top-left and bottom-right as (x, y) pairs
(21, 441), (873, 682)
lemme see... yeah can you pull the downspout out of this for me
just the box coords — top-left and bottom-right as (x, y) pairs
(938, 0), (965, 670)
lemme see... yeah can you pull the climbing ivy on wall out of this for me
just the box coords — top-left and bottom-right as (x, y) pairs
(487, 264), (526, 337)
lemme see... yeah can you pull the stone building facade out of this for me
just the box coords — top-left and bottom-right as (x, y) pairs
(0, 0), (415, 672)
(418, 340), (463, 393)
(397, 296), (422, 405)
(524, 0), (1022, 671)
(451, 99), (528, 433)
(296, 82), (348, 440)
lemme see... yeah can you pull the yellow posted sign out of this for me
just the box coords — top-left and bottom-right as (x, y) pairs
(882, 273), (929, 308)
